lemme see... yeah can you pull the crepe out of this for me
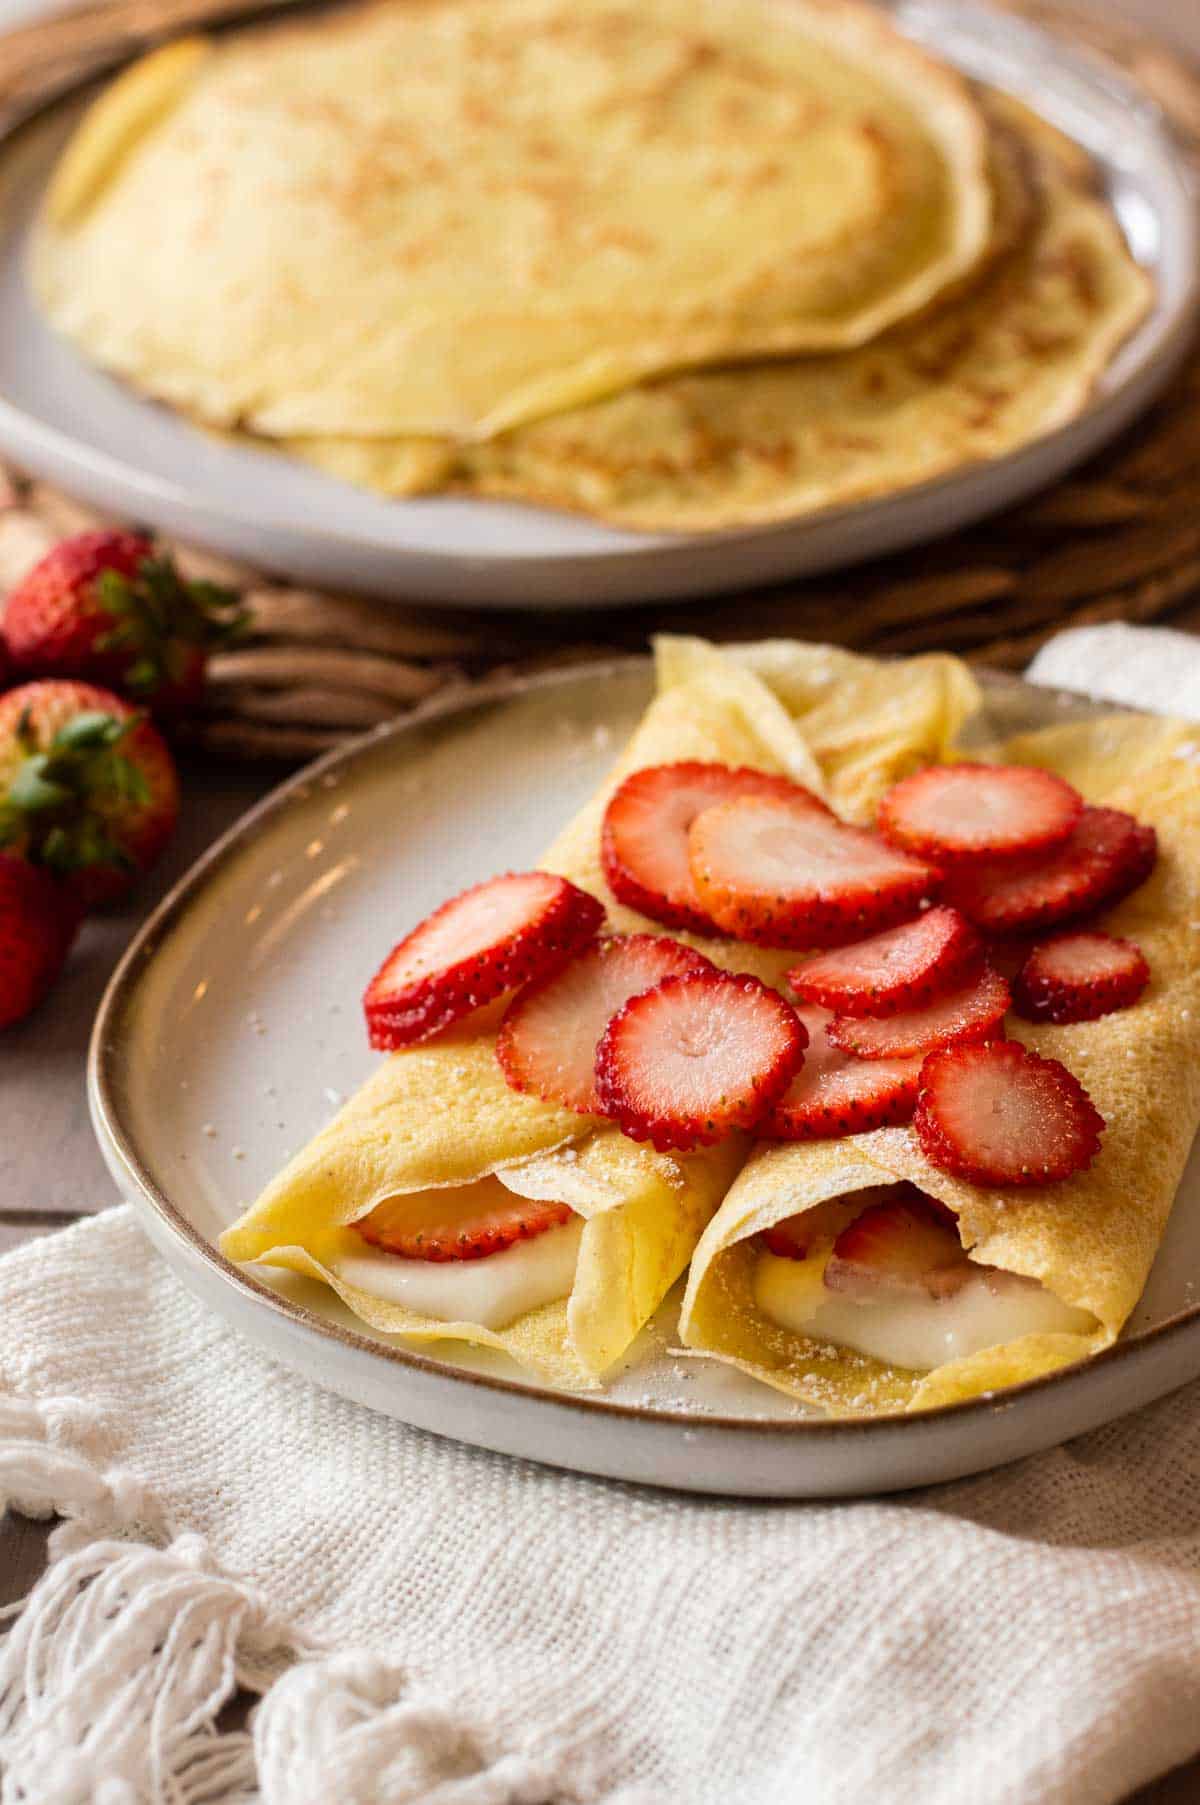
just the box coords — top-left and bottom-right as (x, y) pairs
(282, 100), (1150, 528)
(220, 636), (981, 1386)
(33, 0), (991, 443)
(679, 707), (1200, 1414)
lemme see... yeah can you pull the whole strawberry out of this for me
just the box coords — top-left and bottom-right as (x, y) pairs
(0, 852), (81, 1027)
(0, 680), (180, 908)
(3, 530), (245, 714)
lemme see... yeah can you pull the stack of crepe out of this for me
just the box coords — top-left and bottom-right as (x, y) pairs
(33, 0), (1152, 530)
(221, 637), (1200, 1413)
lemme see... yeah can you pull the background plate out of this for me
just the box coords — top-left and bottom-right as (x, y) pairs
(0, 0), (1196, 608)
(89, 661), (1200, 1497)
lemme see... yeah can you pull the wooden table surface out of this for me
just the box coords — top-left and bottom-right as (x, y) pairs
(3, 0), (1200, 1794)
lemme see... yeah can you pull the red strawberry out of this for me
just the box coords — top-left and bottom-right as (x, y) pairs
(0, 635), (11, 690)
(760, 1185), (903, 1260)
(1110, 820), (1158, 905)
(594, 968), (805, 1151)
(760, 1004), (922, 1139)
(364, 872), (604, 1051)
(943, 807), (1151, 936)
(914, 1040), (1105, 1186)
(601, 761), (830, 935)
(354, 1189), (573, 1262)
(0, 852), (81, 1028)
(0, 680), (179, 908)
(827, 964), (1010, 1059)
(878, 762), (1082, 862)
(1012, 930), (1150, 1025)
(789, 905), (982, 1018)
(3, 530), (245, 714)
(496, 932), (712, 1113)
(761, 1215), (821, 1260)
(824, 1190), (969, 1298)
(688, 795), (938, 949)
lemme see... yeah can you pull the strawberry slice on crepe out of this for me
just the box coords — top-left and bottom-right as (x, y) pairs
(914, 1040), (1106, 1186)
(789, 905), (982, 1017)
(761, 1005), (922, 1140)
(601, 761), (830, 935)
(355, 1189), (573, 1262)
(878, 762), (1082, 861)
(595, 968), (806, 1151)
(943, 807), (1155, 936)
(364, 871), (604, 1049)
(823, 1190), (968, 1299)
(1012, 931), (1150, 1025)
(827, 964), (1010, 1059)
(688, 794), (938, 948)
(496, 933), (712, 1112)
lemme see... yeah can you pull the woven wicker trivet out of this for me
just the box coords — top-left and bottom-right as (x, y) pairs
(1, 0), (1198, 761)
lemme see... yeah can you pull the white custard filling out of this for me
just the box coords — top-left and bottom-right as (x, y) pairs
(753, 1249), (1094, 1371)
(334, 1215), (584, 1331)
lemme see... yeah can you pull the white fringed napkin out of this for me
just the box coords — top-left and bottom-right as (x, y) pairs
(3, 623), (1200, 1805)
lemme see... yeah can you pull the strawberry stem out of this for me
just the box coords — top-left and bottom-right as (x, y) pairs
(94, 554), (248, 698)
(7, 759), (73, 814)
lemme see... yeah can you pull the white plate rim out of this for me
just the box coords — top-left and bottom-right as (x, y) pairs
(1, 0), (1198, 608)
(86, 657), (1200, 1473)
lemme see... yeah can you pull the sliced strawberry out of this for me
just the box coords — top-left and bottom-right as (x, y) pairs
(824, 1190), (969, 1299)
(364, 871), (604, 1050)
(878, 762), (1082, 862)
(827, 964), (1010, 1059)
(760, 1005), (922, 1140)
(354, 1187), (573, 1262)
(1012, 930), (1150, 1025)
(760, 1185), (910, 1260)
(601, 761), (829, 935)
(594, 968), (805, 1151)
(496, 932), (712, 1113)
(914, 1040), (1105, 1186)
(788, 905), (982, 1018)
(688, 795), (938, 949)
(981, 935), (1034, 983)
(1108, 820), (1159, 906)
(943, 807), (1150, 936)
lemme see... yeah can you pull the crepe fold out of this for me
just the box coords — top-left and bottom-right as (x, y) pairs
(679, 710), (1200, 1414)
(220, 636), (980, 1387)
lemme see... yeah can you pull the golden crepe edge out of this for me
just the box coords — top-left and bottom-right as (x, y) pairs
(679, 707), (1200, 1415)
(218, 635), (983, 1387)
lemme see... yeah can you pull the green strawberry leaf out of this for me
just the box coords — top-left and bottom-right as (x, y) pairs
(52, 710), (127, 754)
(8, 758), (73, 814)
(89, 552), (247, 698)
(4, 701), (152, 882)
(100, 751), (151, 808)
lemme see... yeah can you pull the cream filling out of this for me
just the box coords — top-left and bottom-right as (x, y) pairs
(753, 1248), (1095, 1372)
(333, 1215), (584, 1331)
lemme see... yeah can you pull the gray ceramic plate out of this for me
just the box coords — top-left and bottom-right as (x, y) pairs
(88, 660), (1200, 1497)
(0, 0), (1197, 608)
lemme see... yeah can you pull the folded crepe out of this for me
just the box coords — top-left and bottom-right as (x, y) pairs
(220, 635), (979, 1387)
(679, 706), (1200, 1413)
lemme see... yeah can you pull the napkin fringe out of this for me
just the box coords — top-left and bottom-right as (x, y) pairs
(0, 1389), (580, 1804)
